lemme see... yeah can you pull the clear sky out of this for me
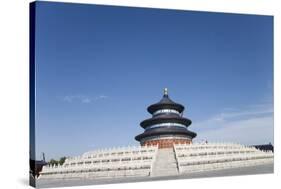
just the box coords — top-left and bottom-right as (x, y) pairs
(34, 2), (273, 161)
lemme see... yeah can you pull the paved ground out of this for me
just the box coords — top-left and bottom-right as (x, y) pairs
(37, 163), (273, 188)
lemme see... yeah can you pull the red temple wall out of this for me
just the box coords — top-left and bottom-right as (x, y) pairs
(142, 139), (192, 148)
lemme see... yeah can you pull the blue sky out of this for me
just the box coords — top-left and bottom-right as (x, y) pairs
(34, 2), (273, 160)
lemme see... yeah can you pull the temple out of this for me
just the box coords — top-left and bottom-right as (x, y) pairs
(135, 88), (196, 148)
(38, 89), (274, 184)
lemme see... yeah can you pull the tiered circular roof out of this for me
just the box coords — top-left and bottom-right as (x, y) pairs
(135, 88), (197, 142)
(140, 114), (192, 128)
(135, 127), (196, 141)
(147, 95), (184, 114)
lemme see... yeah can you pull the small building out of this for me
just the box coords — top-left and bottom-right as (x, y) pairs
(253, 143), (274, 152)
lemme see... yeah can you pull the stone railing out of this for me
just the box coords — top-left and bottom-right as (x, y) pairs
(40, 145), (158, 179)
(174, 143), (273, 173)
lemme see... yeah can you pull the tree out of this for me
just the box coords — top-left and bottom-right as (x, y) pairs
(48, 157), (67, 166)
(49, 159), (58, 166)
(59, 157), (66, 165)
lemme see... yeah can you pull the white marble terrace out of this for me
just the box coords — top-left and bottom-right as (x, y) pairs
(174, 143), (273, 173)
(40, 145), (158, 179)
(39, 143), (273, 179)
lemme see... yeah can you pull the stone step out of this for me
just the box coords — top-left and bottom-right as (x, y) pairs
(154, 167), (178, 169)
(151, 148), (179, 177)
(153, 163), (177, 167)
(155, 160), (177, 163)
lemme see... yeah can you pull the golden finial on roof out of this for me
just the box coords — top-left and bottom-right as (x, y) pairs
(164, 88), (168, 96)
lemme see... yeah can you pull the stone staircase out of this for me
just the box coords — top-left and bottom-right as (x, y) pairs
(151, 148), (179, 177)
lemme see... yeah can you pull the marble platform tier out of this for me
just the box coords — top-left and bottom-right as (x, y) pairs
(39, 143), (273, 180)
